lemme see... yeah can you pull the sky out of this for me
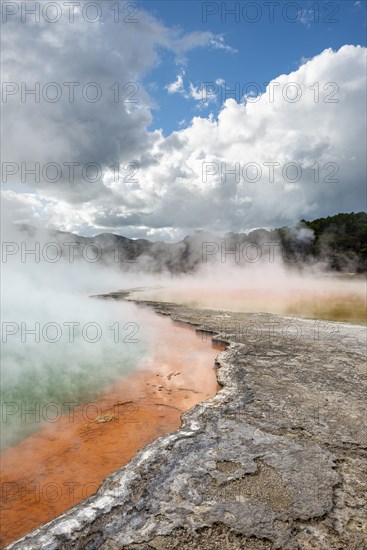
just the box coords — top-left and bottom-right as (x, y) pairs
(1, 0), (367, 240)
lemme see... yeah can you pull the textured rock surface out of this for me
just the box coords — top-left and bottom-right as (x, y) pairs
(6, 297), (367, 549)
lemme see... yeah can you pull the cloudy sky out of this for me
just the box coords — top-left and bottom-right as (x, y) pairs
(2, 0), (366, 240)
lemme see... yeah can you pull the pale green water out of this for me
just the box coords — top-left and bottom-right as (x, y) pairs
(1, 300), (150, 450)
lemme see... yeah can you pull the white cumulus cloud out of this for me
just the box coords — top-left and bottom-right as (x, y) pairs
(2, 1), (366, 242)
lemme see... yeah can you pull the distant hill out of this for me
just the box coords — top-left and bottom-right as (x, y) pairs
(15, 212), (367, 273)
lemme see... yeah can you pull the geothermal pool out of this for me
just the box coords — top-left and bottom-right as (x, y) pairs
(127, 274), (367, 323)
(1, 272), (365, 546)
(0, 307), (223, 547)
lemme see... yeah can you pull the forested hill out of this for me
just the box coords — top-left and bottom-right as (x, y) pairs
(298, 211), (367, 271)
(224, 212), (367, 273)
(16, 212), (367, 273)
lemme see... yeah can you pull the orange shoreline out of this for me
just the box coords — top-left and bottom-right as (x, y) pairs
(0, 314), (224, 547)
